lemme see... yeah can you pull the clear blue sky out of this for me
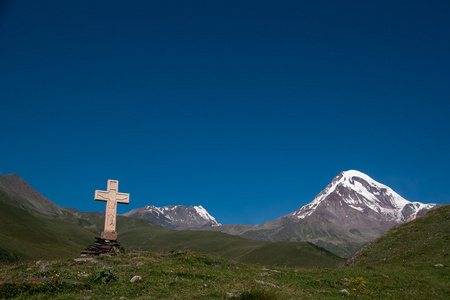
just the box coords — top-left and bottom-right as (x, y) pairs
(1, 0), (449, 225)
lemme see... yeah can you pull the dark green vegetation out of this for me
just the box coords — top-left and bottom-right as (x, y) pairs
(118, 222), (344, 268)
(0, 200), (95, 262)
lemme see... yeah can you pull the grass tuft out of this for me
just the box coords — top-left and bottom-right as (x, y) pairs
(236, 289), (278, 300)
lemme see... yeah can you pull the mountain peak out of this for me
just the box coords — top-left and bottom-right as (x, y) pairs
(339, 170), (379, 184)
(286, 170), (435, 223)
(332, 170), (410, 209)
(335, 170), (389, 190)
(122, 204), (221, 229)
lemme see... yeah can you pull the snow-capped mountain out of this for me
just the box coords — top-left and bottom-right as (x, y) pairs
(285, 170), (436, 224)
(210, 170), (437, 258)
(121, 205), (221, 229)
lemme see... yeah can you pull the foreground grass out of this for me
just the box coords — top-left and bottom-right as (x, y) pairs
(1, 250), (448, 299)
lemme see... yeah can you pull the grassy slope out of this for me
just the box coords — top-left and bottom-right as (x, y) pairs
(68, 212), (344, 267)
(117, 217), (344, 268)
(236, 242), (344, 267)
(347, 205), (450, 267)
(0, 200), (95, 262)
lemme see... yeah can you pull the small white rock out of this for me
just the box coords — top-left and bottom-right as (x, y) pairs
(74, 257), (94, 262)
(255, 280), (279, 288)
(434, 264), (444, 267)
(130, 275), (142, 283)
(226, 292), (241, 297)
(340, 289), (350, 295)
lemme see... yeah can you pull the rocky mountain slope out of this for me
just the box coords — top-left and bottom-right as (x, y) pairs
(0, 174), (66, 217)
(285, 170), (434, 224)
(210, 170), (437, 257)
(121, 205), (221, 229)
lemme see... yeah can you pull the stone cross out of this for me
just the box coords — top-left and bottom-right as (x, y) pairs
(95, 180), (129, 240)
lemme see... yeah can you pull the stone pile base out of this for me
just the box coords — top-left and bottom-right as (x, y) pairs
(81, 237), (123, 256)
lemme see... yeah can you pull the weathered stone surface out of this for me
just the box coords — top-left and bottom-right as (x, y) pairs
(81, 237), (123, 256)
(101, 231), (118, 240)
(95, 180), (129, 240)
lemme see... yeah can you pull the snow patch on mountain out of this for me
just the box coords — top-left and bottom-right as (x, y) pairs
(193, 205), (218, 223)
(288, 170), (436, 223)
(122, 204), (221, 228)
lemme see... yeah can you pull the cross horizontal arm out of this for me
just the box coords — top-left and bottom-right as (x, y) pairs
(94, 190), (109, 202)
(115, 192), (130, 204)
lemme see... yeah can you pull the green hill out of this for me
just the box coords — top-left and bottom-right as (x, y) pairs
(117, 222), (344, 268)
(346, 205), (450, 267)
(0, 199), (95, 262)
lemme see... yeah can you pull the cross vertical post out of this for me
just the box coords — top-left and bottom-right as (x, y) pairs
(94, 180), (130, 240)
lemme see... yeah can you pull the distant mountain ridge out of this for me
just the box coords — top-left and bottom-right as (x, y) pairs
(209, 170), (437, 257)
(121, 205), (221, 229)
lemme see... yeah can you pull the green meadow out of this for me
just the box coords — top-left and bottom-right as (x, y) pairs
(1, 247), (448, 299)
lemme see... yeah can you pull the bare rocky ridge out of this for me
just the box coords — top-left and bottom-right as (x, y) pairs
(121, 205), (221, 229)
(63, 207), (80, 213)
(0, 174), (66, 217)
